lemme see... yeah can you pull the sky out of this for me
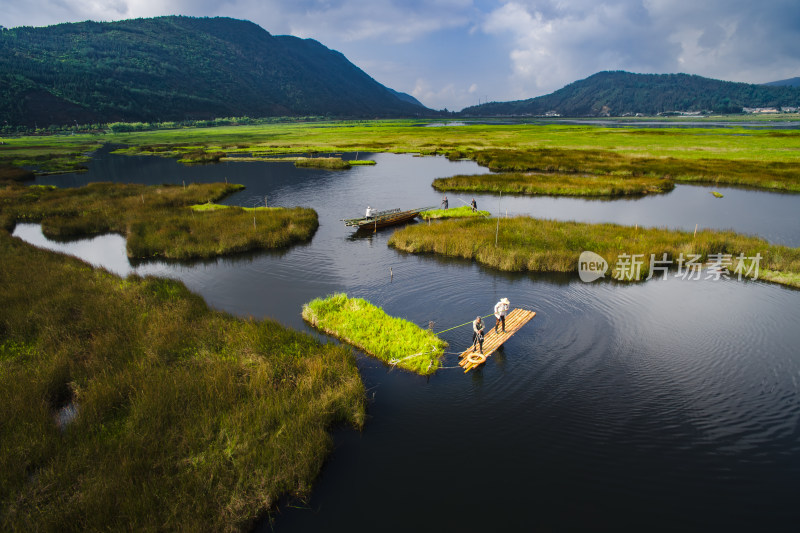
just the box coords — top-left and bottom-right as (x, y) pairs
(2, 0), (799, 111)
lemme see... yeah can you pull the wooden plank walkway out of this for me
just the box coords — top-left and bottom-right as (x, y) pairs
(458, 308), (536, 373)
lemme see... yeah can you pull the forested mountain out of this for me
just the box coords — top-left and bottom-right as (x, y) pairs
(0, 16), (431, 127)
(460, 71), (800, 117)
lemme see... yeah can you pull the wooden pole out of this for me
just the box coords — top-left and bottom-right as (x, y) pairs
(495, 192), (501, 246)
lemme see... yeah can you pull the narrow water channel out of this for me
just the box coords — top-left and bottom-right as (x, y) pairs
(18, 147), (800, 531)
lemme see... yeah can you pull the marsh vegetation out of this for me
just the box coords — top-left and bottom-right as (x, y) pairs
(433, 172), (675, 197)
(388, 217), (800, 288)
(0, 182), (318, 260)
(420, 205), (491, 219)
(302, 293), (448, 375)
(0, 232), (365, 531)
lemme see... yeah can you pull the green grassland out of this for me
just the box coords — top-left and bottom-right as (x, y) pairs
(302, 293), (448, 375)
(420, 205), (492, 219)
(0, 182), (318, 260)
(388, 217), (800, 288)
(433, 172), (675, 196)
(0, 231), (365, 531)
(4, 118), (800, 193)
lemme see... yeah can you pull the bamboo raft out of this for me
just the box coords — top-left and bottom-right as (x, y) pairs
(458, 308), (536, 373)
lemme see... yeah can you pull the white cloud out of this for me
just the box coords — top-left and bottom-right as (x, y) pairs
(483, 0), (800, 99)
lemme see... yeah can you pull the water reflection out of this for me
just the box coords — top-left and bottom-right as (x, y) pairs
(17, 146), (800, 531)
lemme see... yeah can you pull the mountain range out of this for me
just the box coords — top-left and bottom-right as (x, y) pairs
(1, 16), (799, 126)
(0, 16), (429, 127)
(461, 71), (800, 117)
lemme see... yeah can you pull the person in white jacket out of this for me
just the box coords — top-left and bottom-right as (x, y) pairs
(494, 297), (509, 333)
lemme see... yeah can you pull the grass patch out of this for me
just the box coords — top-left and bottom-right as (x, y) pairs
(302, 293), (448, 375)
(0, 164), (35, 182)
(420, 205), (491, 219)
(470, 148), (800, 193)
(0, 231), (365, 531)
(0, 182), (318, 259)
(176, 149), (225, 165)
(348, 159), (376, 166)
(294, 157), (351, 169)
(388, 217), (800, 288)
(433, 172), (675, 196)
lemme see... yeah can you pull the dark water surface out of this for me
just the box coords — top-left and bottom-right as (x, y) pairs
(20, 148), (800, 531)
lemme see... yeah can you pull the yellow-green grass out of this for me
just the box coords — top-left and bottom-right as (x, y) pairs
(388, 217), (800, 288)
(0, 182), (318, 260)
(176, 149), (225, 164)
(433, 172), (675, 196)
(294, 157), (351, 169)
(302, 293), (448, 375)
(348, 159), (376, 166)
(0, 231), (365, 531)
(420, 205), (491, 219)
(5, 120), (800, 192)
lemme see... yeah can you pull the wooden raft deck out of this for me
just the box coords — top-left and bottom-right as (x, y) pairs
(458, 308), (536, 373)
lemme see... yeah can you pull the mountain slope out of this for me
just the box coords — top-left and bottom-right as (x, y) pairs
(0, 16), (430, 126)
(461, 71), (800, 117)
(764, 77), (800, 88)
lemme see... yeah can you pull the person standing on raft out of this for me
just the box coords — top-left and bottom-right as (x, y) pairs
(472, 316), (485, 353)
(494, 297), (509, 333)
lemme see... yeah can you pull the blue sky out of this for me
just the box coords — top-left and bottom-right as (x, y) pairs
(2, 0), (799, 110)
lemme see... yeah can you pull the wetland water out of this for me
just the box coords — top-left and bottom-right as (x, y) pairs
(21, 148), (800, 531)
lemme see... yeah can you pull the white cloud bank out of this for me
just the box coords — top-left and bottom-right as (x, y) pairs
(482, 0), (800, 99)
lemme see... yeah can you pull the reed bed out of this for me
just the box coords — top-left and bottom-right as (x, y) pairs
(470, 148), (800, 192)
(432, 172), (675, 196)
(302, 293), (448, 375)
(0, 182), (318, 259)
(0, 232), (365, 531)
(420, 205), (491, 219)
(294, 157), (351, 169)
(388, 217), (800, 288)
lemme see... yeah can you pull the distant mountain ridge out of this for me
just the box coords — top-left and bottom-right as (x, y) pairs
(764, 77), (800, 88)
(461, 71), (800, 117)
(0, 16), (431, 126)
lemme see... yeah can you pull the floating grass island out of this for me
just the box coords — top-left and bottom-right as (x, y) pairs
(0, 232), (365, 531)
(294, 156), (351, 169)
(432, 172), (675, 197)
(420, 205), (491, 219)
(302, 293), (448, 375)
(388, 217), (800, 288)
(0, 182), (318, 260)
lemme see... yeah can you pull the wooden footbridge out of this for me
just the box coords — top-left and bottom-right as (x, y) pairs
(458, 308), (536, 373)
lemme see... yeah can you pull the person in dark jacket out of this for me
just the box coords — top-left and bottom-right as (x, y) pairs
(472, 316), (485, 353)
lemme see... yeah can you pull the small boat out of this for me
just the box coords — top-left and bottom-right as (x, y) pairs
(342, 206), (436, 230)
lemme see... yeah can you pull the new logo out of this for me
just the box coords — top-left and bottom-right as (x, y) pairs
(578, 251), (608, 282)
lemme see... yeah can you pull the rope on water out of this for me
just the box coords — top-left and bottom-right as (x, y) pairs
(388, 346), (437, 367)
(435, 313), (494, 335)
